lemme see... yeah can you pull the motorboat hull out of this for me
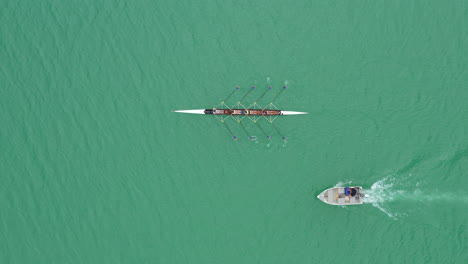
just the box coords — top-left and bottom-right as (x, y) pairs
(317, 186), (364, 205)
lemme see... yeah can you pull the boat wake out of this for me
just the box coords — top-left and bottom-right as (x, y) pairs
(363, 175), (468, 219)
(396, 189), (468, 203)
(363, 176), (403, 219)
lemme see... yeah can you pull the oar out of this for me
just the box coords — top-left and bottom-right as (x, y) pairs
(222, 121), (237, 140)
(239, 120), (256, 140)
(253, 86), (272, 104)
(222, 86), (240, 103)
(271, 85), (287, 104)
(272, 123), (286, 141)
(237, 86), (256, 106)
(255, 121), (271, 140)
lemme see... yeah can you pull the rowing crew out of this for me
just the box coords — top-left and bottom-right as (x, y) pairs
(204, 108), (282, 116)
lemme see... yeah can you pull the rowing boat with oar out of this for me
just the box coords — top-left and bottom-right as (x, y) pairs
(173, 84), (307, 140)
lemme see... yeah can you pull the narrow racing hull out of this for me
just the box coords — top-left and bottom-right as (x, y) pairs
(172, 109), (205, 114)
(173, 108), (308, 116)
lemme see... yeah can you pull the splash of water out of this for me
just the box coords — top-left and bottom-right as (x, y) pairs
(334, 180), (353, 187)
(363, 176), (403, 219)
(363, 176), (468, 219)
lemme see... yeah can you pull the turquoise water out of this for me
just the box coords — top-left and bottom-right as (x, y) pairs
(1, 0), (467, 263)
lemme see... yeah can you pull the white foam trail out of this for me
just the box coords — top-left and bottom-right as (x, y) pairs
(398, 190), (468, 203)
(363, 176), (401, 219)
(363, 176), (468, 219)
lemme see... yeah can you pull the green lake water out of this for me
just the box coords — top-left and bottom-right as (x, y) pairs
(1, 0), (467, 263)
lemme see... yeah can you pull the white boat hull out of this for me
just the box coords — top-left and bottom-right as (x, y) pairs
(281, 111), (308, 115)
(317, 186), (364, 205)
(172, 109), (206, 114)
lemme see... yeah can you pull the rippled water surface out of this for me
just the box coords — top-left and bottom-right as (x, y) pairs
(1, 1), (467, 263)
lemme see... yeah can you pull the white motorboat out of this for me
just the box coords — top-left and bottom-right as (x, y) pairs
(317, 186), (366, 205)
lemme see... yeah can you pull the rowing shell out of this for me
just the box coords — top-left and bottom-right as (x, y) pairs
(173, 84), (306, 140)
(173, 109), (308, 116)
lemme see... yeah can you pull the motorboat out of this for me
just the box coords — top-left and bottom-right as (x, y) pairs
(317, 186), (366, 205)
